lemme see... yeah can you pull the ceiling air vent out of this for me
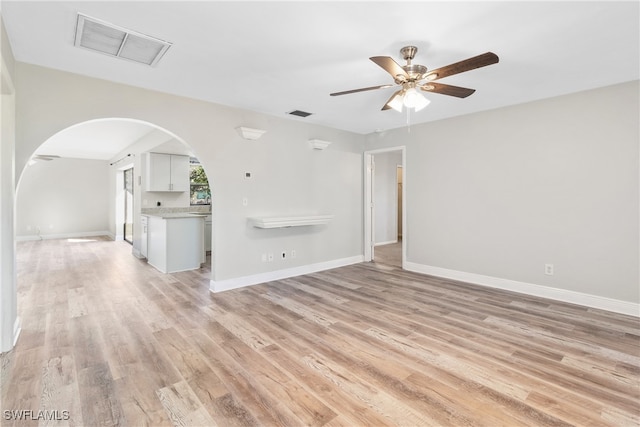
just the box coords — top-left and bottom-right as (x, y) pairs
(288, 110), (313, 118)
(74, 13), (172, 66)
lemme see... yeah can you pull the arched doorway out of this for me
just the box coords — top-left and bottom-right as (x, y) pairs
(14, 116), (214, 301)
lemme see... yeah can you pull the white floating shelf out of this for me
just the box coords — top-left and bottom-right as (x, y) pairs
(248, 215), (334, 229)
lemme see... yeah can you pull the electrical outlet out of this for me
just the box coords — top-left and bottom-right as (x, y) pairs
(268, 253), (274, 262)
(545, 264), (554, 276)
(242, 197), (248, 206)
(290, 249), (296, 258)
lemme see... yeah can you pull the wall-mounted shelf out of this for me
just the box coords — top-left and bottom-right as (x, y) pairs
(236, 126), (267, 140)
(308, 139), (332, 150)
(248, 215), (333, 229)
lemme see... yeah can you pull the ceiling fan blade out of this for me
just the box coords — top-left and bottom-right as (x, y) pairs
(370, 56), (409, 82)
(330, 84), (394, 97)
(420, 82), (476, 98)
(424, 52), (499, 81)
(34, 154), (61, 161)
(381, 89), (403, 111)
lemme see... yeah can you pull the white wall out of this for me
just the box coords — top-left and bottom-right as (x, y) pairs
(374, 151), (402, 245)
(16, 158), (110, 240)
(0, 15), (18, 352)
(14, 63), (364, 287)
(366, 81), (640, 306)
(8, 60), (637, 330)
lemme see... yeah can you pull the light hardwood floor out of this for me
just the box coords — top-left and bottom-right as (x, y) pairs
(374, 241), (402, 268)
(1, 237), (639, 426)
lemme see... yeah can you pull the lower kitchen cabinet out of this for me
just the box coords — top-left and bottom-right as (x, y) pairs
(204, 215), (212, 252)
(146, 214), (204, 273)
(140, 215), (148, 258)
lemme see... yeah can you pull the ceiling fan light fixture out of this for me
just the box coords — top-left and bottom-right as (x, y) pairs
(413, 95), (431, 112)
(387, 92), (405, 112)
(403, 87), (430, 111)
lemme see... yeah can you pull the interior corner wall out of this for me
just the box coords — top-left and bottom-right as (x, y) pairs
(0, 14), (18, 352)
(16, 158), (110, 240)
(14, 63), (365, 285)
(365, 80), (640, 305)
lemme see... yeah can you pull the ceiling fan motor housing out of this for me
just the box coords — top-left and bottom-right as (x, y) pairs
(400, 46), (427, 80)
(403, 64), (428, 80)
(400, 45), (418, 61)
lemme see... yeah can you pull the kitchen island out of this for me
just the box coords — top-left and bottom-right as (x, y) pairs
(144, 212), (206, 273)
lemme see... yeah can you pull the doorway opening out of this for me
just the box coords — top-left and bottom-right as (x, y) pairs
(123, 167), (134, 244)
(364, 147), (406, 268)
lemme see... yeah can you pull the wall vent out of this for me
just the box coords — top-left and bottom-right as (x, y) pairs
(74, 14), (172, 66)
(288, 110), (313, 118)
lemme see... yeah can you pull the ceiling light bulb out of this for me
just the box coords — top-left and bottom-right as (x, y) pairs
(403, 88), (430, 111)
(403, 88), (420, 108)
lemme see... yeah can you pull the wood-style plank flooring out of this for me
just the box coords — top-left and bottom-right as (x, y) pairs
(374, 241), (402, 268)
(2, 237), (639, 426)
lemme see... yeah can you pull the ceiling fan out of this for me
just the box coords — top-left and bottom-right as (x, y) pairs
(28, 154), (60, 165)
(330, 46), (499, 112)
(33, 154), (60, 161)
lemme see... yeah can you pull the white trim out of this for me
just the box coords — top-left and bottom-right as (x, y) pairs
(12, 317), (21, 347)
(364, 153), (374, 261)
(16, 231), (112, 241)
(405, 262), (640, 317)
(210, 255), (364, 293)
(363, 146), (406, 265)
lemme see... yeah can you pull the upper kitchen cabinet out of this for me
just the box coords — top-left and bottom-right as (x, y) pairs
(146, 152), (189, 192)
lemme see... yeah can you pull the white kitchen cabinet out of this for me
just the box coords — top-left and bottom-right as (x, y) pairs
(140, 215), (148, 258)
(146, 152), (189, 192)
(146, 214), (204, 273)
(204, 215), (212, 252)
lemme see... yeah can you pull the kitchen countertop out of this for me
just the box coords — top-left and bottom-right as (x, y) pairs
(143, 212), (210, 219)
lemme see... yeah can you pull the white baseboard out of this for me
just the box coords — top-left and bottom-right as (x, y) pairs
(405, 262), (639, 317)
(210, 255), (364, 293)
(16, 231), (112, 242)
(375, 239), (398, 246)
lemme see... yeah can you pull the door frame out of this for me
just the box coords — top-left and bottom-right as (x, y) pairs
(123, 167), (134, 244)
(363, 146), (406, 266)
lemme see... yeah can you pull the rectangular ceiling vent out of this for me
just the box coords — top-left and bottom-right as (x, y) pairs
(74, 13), (172, 66)
(288, 110), (313, 118)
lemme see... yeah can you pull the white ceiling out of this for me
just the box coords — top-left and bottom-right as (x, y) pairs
(33, 119), (193, 160)
(34, 119), (156, 160)
(2, 1), (639, 158)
